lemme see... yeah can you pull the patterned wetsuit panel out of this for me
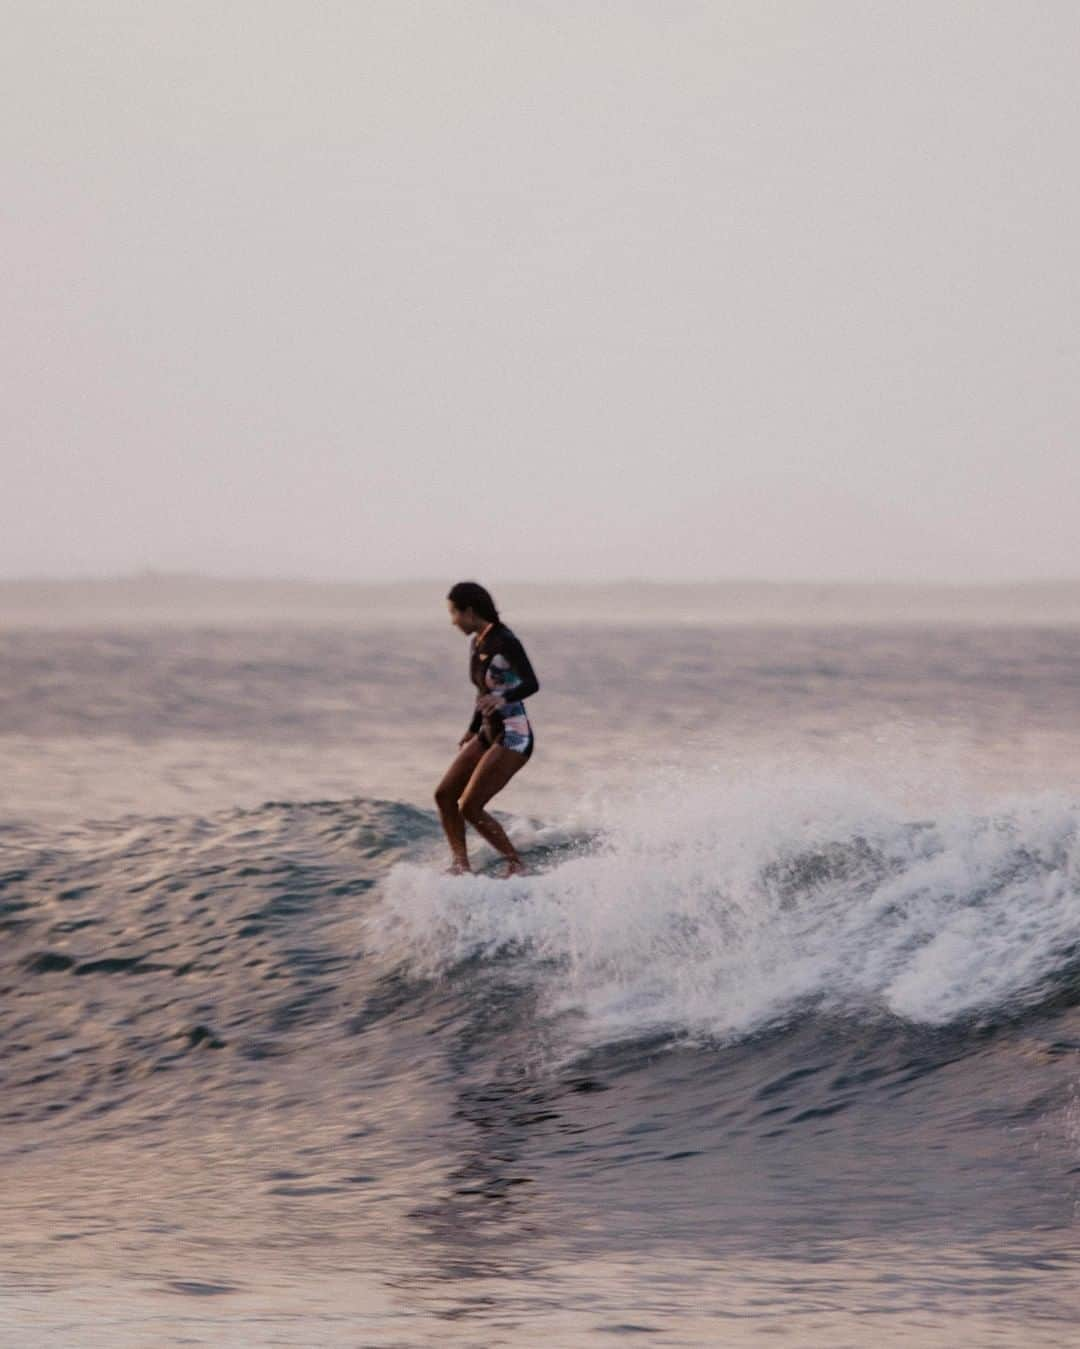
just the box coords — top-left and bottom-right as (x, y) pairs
(467, 625), (539, 757)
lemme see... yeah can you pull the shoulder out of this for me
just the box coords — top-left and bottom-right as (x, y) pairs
(492, 624), (525, 651)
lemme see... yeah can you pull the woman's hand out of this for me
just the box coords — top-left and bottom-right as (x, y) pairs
(475, 692), (505, 716)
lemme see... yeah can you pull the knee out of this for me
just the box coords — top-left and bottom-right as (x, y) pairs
(459, 795), (483, 826)
(434, 784), (457, 810)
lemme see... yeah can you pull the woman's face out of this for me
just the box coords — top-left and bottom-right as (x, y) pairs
(448, 601), (478, 634)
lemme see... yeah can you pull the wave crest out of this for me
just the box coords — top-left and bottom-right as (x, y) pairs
(371, 778), (1080, 1049)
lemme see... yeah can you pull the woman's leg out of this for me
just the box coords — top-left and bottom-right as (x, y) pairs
(435, 737), (485, 871)
(459, 744), (530, 874)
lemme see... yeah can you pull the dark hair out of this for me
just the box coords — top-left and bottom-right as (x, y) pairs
(447, 581), (499, 624)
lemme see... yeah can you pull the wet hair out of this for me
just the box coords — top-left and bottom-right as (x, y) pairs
(447, 581), (499, 624)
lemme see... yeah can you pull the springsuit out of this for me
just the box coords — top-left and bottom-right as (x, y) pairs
(466, 623), (539, 758)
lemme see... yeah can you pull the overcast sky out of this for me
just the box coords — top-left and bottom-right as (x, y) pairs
(4, 1), (1078, 582)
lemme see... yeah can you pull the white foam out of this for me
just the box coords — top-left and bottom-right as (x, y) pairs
(367, 771), (1080, 1051)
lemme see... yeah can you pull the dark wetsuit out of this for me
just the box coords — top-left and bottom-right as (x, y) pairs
(466, 624), (539, 758)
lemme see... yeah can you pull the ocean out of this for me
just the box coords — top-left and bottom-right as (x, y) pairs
(4, 598), (1080, 1345)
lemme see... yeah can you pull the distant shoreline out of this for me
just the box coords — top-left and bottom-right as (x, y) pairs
(3, 574), (1080, 627)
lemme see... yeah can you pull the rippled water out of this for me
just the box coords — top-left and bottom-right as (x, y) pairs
(4, 622), (1080, 1344)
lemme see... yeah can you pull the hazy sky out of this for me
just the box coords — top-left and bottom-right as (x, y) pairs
(4, 1), (1078, 582)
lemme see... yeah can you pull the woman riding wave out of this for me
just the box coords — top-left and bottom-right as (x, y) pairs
(435, 582), (539, 876)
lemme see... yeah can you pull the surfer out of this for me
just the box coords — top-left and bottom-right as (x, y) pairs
(436, 581), (539, 877)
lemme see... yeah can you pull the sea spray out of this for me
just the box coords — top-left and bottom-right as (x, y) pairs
(371, 773), (1080, 1052)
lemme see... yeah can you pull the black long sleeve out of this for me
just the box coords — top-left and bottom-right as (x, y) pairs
(494, 630), (539, 702)
(464, 625), (539, 738)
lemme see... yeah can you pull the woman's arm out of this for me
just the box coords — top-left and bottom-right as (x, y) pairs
(493, 631), (539, 702)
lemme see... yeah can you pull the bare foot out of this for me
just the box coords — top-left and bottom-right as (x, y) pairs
(446, 859), (472, 876)
(502, 858), (528, 878)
